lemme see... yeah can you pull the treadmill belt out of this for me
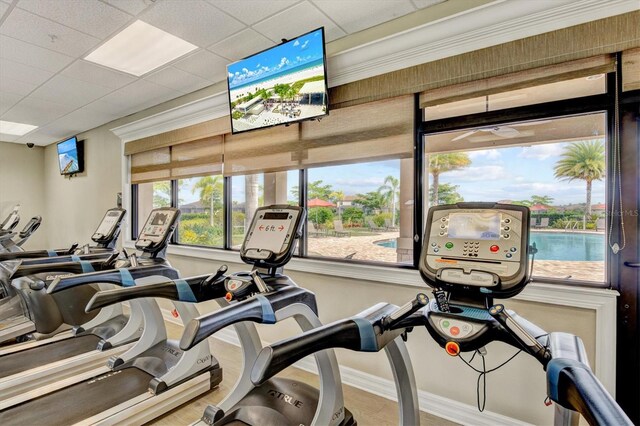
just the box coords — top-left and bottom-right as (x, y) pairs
(0, 368), (152, 425)
(0, 335), (101, 379)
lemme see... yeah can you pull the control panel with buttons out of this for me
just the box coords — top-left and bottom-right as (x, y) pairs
(420, 203), (531, 295)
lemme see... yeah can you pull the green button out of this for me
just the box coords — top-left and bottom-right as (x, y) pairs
(442, 320), (450, 328)
(445, 242), (454, 249)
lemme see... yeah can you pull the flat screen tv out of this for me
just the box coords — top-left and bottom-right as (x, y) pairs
(227, 27), (329, 134)
(57, 136), (84, 175)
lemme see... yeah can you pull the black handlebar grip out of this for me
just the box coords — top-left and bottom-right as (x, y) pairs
(179, 298), (266, 350)
(86, 282), (179, 312)
(251, 320), (361, 386)
(48, 269), (127, 293)
(548, 359), (633, 426)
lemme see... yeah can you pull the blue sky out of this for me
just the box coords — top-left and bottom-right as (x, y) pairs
(180, 142), (605, 207)
(227, 28), (324, 90)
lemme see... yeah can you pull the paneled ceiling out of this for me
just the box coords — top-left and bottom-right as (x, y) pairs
(0, 0), (448, 145)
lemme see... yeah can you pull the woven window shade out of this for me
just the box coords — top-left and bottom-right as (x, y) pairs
(130, 136), (223, 183)
(222, 95), (414, 176)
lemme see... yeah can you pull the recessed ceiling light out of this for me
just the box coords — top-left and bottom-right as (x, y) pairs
(0, 120), (38, 136)
(84, 20), (198, 76)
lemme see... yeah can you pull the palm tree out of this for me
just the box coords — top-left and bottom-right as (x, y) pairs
(273, 83), (291, 113)
(530, 195), (555, 206)
(378, 175), (400, 226)
(428, 153), (471, 205)
(554, 140), (605, 216)
(329, 190), (345, 219)
(193, 176), (223, 226)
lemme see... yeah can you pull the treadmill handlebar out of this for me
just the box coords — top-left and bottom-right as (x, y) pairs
(12, 258), (109, 279)
(47, 264), (179, 293)
(20, 252), (114, 266)
(179, 286), (317, 351)
(547, 358), (633, 426)
(85, 271), (229, 312)
(251, 319), (361, 385)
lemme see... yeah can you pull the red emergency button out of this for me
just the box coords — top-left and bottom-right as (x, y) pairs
(171, 309), (179, 318)
(450, 326), (460, 336)
(490, 245), (500, 252)
(445, 341), (460, 356)
(225, 292), (233, 302)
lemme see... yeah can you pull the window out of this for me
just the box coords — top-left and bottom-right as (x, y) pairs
(230, 171), (300, 248)
(425, 113), (607, 283)
(135, 180), (171, 237)
(177, 175), (224, 247)
(305, 160), (414, 265)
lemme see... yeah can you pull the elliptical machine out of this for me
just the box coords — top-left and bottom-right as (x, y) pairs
(0, 216), (42, 253)
(251, 202), (632, 426)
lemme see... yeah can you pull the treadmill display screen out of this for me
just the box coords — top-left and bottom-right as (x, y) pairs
(94, 210), (122, 237)
(447, 212), (500, 240)
(263, 212), (289, 220)
(244, 213), (293, 255)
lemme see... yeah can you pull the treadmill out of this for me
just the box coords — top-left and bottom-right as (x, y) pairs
(0, 207), (125, 262)
(0, 208), (224, 425)
(250, 202), (633, 426)
(0, 208), (181, 406)
(0, 216), (42, 253)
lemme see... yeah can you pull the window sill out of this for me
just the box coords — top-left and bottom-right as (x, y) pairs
(124, 240), (619, 304)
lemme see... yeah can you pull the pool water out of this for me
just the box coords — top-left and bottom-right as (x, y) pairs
(375, 232), (604, 261)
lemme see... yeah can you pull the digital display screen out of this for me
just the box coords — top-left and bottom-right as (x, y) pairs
(263, 212), (289, 220)
(141, 210), (175, 241)
(95, 210), (122, 236)
(447, 212), (501, 240)
(57, 137), (80, 174)
(227, 27), (328, 134)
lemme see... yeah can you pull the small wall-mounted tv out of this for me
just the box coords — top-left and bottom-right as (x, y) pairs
(57, 136), (84, 175)
(227, 27), (329, 135)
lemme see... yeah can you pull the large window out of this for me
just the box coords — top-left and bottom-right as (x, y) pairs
(177, 175), (224, 248)
(305, 160), (414, 265)
(425, 113), (608, 283)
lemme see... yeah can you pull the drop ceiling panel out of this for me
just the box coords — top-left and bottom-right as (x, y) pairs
(39, 106), (119, 137)
(98, 79), (182, 115)
(208, 28), (274, 61)
(16, 0), (132, 39)
(0, 59), (54, 87)
(140, 0), (244, 47)
(2, 97), (76, 125)
(61, 60), (136, 90)
(311, 0), (416, 34)
(0, 35), (75, 74)
(173, 49), (229, 82)
(14, 131), (58, 145)
(412, 0), (447, 9)
(0, 91), (22, 115)
(101, 0), (150, 17)
(253, 2), (346, 43)
(209, 0), (298, 26)
(0, 77), (38, 96)
(0, 8), (100, 56)
(144, 66), (211, 94)
(29, 74), (114, 109)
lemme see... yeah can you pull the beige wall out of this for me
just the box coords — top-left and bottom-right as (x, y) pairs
(165, 253), (596, 425)
(42, 126), (124, 247)
(0, 141), (46, 248)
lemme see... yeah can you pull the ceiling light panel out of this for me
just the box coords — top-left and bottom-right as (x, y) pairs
(84, 20), (198, 76)
(0, 120), (38, 136)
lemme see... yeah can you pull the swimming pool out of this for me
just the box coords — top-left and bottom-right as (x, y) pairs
(375, 232), (604, 261)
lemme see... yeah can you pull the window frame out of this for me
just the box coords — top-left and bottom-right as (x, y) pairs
(130, 75), (620, 287)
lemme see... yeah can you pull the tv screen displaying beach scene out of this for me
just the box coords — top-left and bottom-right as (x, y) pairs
(227, 27), (328, 134)
(57, 136), (80, 174)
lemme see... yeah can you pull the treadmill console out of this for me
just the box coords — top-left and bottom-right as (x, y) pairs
(420, 203), (530, 298)
(135, 207), (180, 253)
(240, 205), (305, 269)
(91, 208), (126, 244)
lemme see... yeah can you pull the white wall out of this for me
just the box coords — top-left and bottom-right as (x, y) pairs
(0, 141), (46, 248)
(42, 126), (124, 247)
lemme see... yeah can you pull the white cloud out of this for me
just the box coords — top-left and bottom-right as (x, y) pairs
(445, 165), (510, 182)
(228, 72), (233, 79)
(467, 149), (501, 160)
(334, 176), (384, 188)
(519, 144), (565, 160)
(293, 40), (300, 46)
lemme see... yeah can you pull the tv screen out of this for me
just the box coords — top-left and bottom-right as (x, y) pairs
(227, 27), (329, 134)
(57, 136), (83, 175)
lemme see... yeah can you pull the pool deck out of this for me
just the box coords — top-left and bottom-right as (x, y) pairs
(307, 230), (604, 282)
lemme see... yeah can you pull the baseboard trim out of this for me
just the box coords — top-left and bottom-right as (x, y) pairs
(160, 308), (531, 426)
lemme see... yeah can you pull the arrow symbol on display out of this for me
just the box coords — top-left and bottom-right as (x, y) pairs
(259, 225), (264, 231)
(278, 225), (285, 231)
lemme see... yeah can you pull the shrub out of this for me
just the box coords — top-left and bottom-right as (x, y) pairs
(232, 110), (244, 120)
(309, 207), (333, 226)
(342, 207), (364, 225)
(372, 212), (392, 228)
